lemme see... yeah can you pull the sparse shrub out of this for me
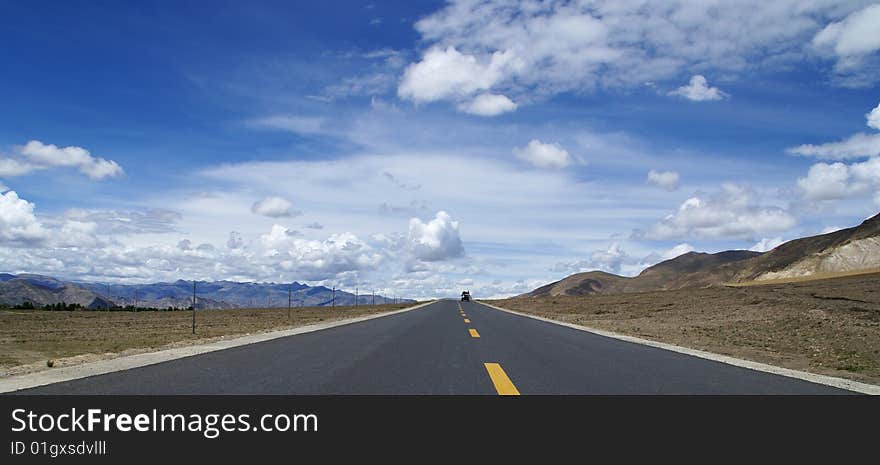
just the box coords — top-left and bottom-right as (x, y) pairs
(46, 359), (54, 368)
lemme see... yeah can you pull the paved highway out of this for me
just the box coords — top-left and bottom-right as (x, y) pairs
(15, 300), (854, 394)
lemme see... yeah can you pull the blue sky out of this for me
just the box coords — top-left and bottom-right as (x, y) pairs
(1, 1), (879, 298)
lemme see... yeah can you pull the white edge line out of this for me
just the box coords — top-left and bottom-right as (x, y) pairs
(0, 300), (437, 394)
(477, 301), (880, 395)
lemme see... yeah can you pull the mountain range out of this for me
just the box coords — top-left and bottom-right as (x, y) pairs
(0, 274), (411, 310)
(524, 211), (880, 298)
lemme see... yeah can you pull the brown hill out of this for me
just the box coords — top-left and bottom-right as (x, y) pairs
(526, 271), (632, 297)
(0, 278), (111, 309)
(522, 211), (880, 298)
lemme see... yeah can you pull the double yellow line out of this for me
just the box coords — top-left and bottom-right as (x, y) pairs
(459, 300), (520, 395)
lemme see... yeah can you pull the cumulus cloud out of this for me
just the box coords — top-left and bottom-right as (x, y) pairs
(668, 75), (727, 101)
(750, 237), (785, 252)
(0, 140), (123, 180)
(260, 226), (384, 279)
(797, 157), (880, 202)
(513, 139), (572, 168)
(55, 220), (102, 248)
(397, 46), (517, 103)
(251, 196), (301, 218)
(0, 189), (437, 285)
(812, 4), (880, 86)
(642, 183), (797, 240)
(407, 211), (465, 262)
(457, 93), (518, 116)
(0, 190), (48, 245)
(647, 169), (681, 191)
(398, 1), (868, 108)
(867, 102), (880, 131)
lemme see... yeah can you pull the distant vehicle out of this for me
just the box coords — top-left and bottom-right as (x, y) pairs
(461, 290), (471, 302)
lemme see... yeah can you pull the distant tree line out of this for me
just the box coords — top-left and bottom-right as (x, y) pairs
(0, 301), (191, 312)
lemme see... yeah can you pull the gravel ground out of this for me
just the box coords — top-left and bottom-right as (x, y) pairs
(488, 272), (880, 386)
(0, 303), (412, 376)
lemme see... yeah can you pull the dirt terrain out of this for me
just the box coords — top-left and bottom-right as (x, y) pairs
(0, 303), (413, 377)
(490, 272), (880, 385)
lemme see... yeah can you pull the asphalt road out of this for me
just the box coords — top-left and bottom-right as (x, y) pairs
(14, 300), (855, 394)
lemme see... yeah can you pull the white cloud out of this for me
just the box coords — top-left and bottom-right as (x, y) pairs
(788, 101), (880, 159)
(797, 157), (880, 202)
(457, 93), (518, 116)
(750, 237), (785, 252)
(669, 75), (727, 101)
(553, 242), (701, 276)
(0, 140), (123, 180)
(56, 220), (102, 248)
(399, 1), (869, 107)
(407, 211), (465, 262)
(867, 102), (880, 130)
(0, 190), (48, 245)
(251, 196), (300, 218)
(513, 139), (572, 168)
(643, 183), (797, 240)
(660, 243), (694, 261)
(788, 133), (880, 160)
(647, 169), (680, 191)
(260, 228), (384, 280)
(0, 159), (35, 177)
(552, 242), (629, 275)
(397, 46), (518, 103)
(812, 4), (880, 85)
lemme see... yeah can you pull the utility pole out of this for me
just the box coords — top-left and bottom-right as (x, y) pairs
(355, 286), (359, 308)
(332, 286), (336, 308)
(134, 286), (138, 312)
(288, 284), (292, 320)
(372, 290), (375, 307)
(191, 281), (196, 335)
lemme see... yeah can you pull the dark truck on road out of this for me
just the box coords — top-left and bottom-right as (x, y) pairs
(461, 291), (471, 302)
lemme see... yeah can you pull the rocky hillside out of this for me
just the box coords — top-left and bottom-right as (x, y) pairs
(523, 212), (880, 298)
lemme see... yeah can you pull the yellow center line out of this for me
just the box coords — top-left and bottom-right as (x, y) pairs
(468, 328), (480, 338)
(464, 318), (471, 323)
(484, 363), (520, 395)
